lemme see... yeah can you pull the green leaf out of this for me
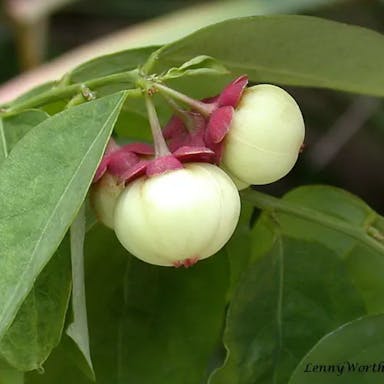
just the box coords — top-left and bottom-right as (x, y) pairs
(66, 204), (94, 380)
(161, 55), (228, 81)
(152, 15), (384, 96)
(266, 186), (384, 313)
(25, 337), (91, 384)
(211, 185), (384, 383)
(8, 82), (57, 108)
(210, 234), (366, 384)
(224, 201), (254, 299)
(0, 239), (71, 371)
(242, 186), (384, 261)
(0, 361), (24, 384)
(114, 108), (153, 143)
(26, 224), (230, 383)
(87, 226), (229, 384)
(289, 314), (384, 384)
(1, 110), (49, 155)
(0, 92), (126, 342)
(69, 46), (160, 83)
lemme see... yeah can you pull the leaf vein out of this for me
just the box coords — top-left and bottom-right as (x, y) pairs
(0, 96), (124, 336)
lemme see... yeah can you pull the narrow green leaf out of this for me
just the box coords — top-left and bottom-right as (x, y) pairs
(0, 92), (126, 341)
(152, 15), (384, 96)
(2, 110), (49, 154)
(8, 82), (57, 108)
(0, 239), (71, 371)
(289, 314), (384, 384)
(67, 204), (94, 380)
(162, 55), (228, 81)
(69, 46), (160, 83)
(0, 111), (65, 372)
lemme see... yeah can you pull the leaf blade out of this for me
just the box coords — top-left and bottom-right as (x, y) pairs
(2, 110), (49, 155)
(212, 185), (384, 383)
(288, 314), (384, 384)
(0, 239), (71, 371)
(69, 46), (160, 83)
(0, 362), (24, 384)
(67, 204), (94, 379)
(0, 92), (126, 341)
(153, 15), (384, 96)
(210, 233), (366, 384)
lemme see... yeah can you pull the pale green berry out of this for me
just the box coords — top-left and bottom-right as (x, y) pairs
(222, 84), (305, 185)
(220, 165), (250, 191)
(113, 163), (241, 267)
(90, 173), (124, 229)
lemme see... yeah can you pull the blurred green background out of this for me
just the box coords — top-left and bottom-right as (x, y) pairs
(0, 0), (383, 211)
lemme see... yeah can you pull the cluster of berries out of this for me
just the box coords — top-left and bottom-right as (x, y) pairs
(91, 76), (305, 267)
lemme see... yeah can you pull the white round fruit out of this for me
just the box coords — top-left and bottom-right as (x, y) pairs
(90, 173), (124, 229)
(222, 84), (305, 185)
(220, 164), (250, 191)
(113, 163), (241, 267)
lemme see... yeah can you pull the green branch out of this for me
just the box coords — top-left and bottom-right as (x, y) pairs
(1, 69), (142, 117)
(241, 189), (384, 255)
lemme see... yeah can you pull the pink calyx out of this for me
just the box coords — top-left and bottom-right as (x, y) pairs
(215, 75), (248, 107)
(146, 155), (183, 177)
(94, 76), (248, 186)
(163, 112), (206, 152)
(119, 146), (216, 184)
(163, 76), (248, 163)
(94, 141), (154, 182)
(206, 105), (234, 144)
(94, 139), (217, 186)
